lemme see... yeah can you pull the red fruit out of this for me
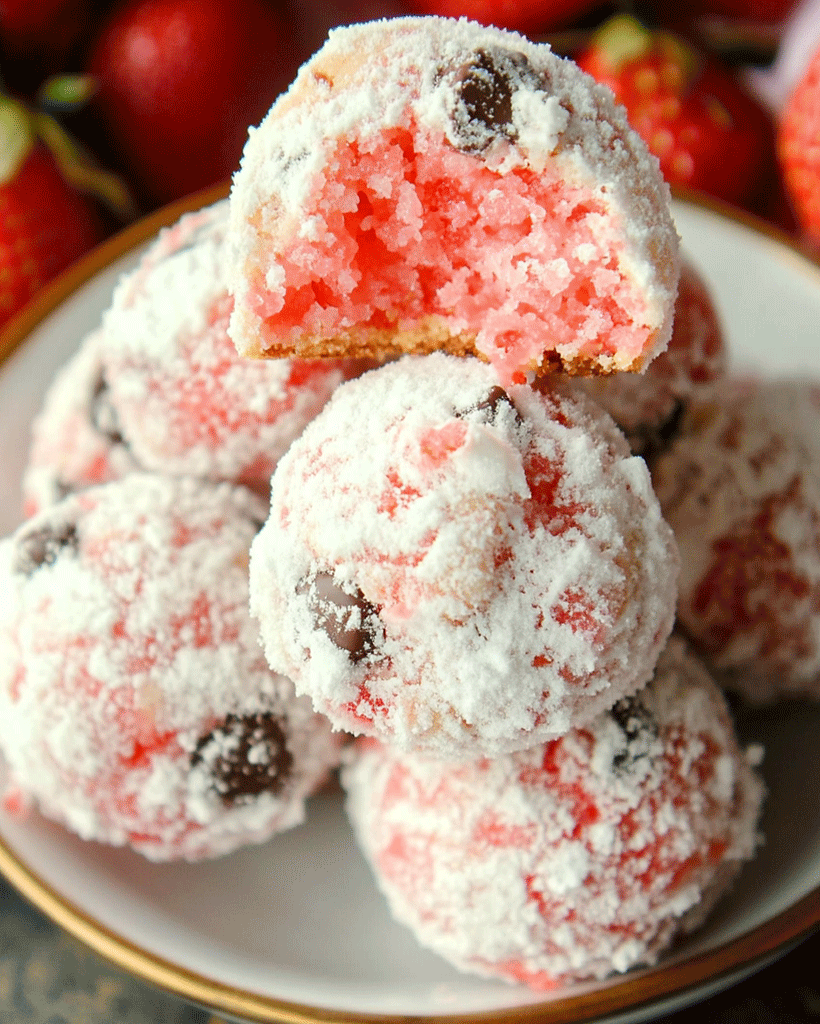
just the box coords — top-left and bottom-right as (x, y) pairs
(0, 98), (104, 332)
(576, 15), (774, 208)
(88, 0), (302, 207)
(404, 0), (601, 34)
(294, 0), (411, 65)
(687, 0), (799, 25)
(0, 0), (88, 57)
(778, 41), (820, 243)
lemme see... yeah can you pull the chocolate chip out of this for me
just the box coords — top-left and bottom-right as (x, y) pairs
(13, 520), (79, 575)
(90, 374), (127, 447)
(191, 712), (293, 806)
(632, 400), (686, 460)
(297, 571), (380, 663)
(463, 385), (523, 425)
(656, 400), (686, 446)
(610, 694), (658, 773)
(445, 49), (539, 154)
(51, 479), (74, 503)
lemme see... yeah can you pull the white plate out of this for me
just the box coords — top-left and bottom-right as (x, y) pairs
(1, 192), (819, 1024)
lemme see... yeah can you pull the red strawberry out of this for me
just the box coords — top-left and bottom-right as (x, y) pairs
(778, 40), (820, 245)
(87, 0), (302, 207)
(0, 96), (106, 331)
(576, 14), (774, 209)
(403, 0), (601, 35)
(0, 0), (88, 58)
(293, 0), (411, 66)
(688, 0), (799, 25)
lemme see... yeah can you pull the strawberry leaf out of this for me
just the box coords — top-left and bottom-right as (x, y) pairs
(34, 111), (138, 222)
(591, 15), (652, 73)
(0, 97), (35, 185)
(657, 32), (702, 94)
(37, 74), (98, 115)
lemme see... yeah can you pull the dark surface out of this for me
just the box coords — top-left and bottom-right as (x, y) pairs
(0, 873), (818, 1024)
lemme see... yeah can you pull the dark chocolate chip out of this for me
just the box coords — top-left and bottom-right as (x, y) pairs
(191, 712), (293, 806)
(656, 400), (686, 446)
(90, 374), (127, 447)
(610, 694), (658, 773)
(463, 385), (523, 425)
(13, 520), (79, 576)
(297, 571), (380, 663)
(632, 400), (686, 460)
(51, 479), (74, 503)
(445, 48), (540, 154)
(453, 51), (514, 150)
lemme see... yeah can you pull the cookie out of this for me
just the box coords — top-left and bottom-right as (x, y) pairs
(0, 474), (341, 860)
(249, 353), (679, 757)
(342, 635), (764, 987)
(653, 379), (820, 703)
(564, 257), (726, 458)
(22, 329), (140, 517)
(101, 200), (363, 493)
(228, 16), (680, 384)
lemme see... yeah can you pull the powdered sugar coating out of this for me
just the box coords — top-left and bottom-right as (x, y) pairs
(101, 200), (361, 492)
(0, 474), (341, 861)
(342, 635), (765, 988)
(250, 353), (679, 758)
(229, 16), (679, 383)
(653, 380), (820, 703)
(22, 329), (141, 517)
(564, 257), (727, 457)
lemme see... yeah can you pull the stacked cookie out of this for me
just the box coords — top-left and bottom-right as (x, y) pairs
(23, 200), (363, 513)
(0, 13), (779, 992)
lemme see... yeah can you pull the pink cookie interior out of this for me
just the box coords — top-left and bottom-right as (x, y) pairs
(248, 126), (654, 382)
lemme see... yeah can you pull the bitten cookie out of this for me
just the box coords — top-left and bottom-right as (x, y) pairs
(652, 379), (820, 703)
(0, 474), (341, 861)
(343, 635), (764, 988)
(249, 353), (679, 758)
(228, 16), (680, 384)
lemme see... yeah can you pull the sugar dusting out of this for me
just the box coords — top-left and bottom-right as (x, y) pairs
(0, 474), (341, 861)
(342, 635), (765, 986)
(0, 13), (778, 987)
(653, 379), (820, 701)
(249, 353), (679, 758)
(101, 200), (360, 489)
(229, 16), (679, 380)
(22, 329), (142, 517)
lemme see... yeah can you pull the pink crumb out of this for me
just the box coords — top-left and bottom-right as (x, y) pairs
(248, 127), (654, 383)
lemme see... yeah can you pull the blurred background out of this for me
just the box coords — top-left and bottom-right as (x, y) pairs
(2, 0), (820, 333)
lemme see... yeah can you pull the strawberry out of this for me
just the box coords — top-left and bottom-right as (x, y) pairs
(778, 40), (820, 245)
(688, 0), (799, 25)
(0, 0), (88, 59)
(87, 0), (302, 207)
(576, 14), (775, 209)
(293, 0), (412, 67)
(0, 88), (136, 332)
(403, 0), (602, 35)
(0, 96), (105, 330)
